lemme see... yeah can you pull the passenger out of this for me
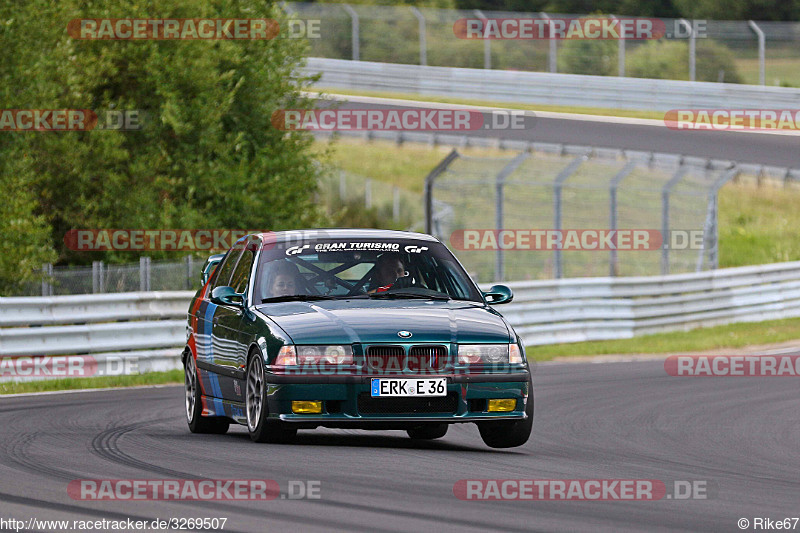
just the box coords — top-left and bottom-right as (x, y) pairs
(369, 253), (406, 293)
(264, 261), (302, 298)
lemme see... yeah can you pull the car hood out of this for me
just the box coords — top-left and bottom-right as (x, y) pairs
(254, 299), (512, 345)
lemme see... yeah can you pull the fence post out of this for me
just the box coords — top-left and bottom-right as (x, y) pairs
(608, 161), (637, 276)
(553, 155), (588, 279)
(342, 4), (360, 61)
(92, 261), (105, 293)
(424, 149), (460, 235)
(702, 166), (739, 270)
(540, 12), (557, 73)
(473, 10), (491, 69)
(610, 14), (626, 77)
(41, 263), (53, 296)
(679, 19), (696, 81)
(410, 7), (427, 66)
(186, 255), (193, 289)
(392, 186), (400, 222)
(661, 166), (690, 275)
(748, 20), (766, 86)
(140, 256), (151, 292)
(493, 152), (530, 282)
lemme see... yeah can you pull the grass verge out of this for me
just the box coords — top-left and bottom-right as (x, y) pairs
(526, 317), (800, 362)
(314, 87), (665, 121)
(0, 369), (183, 396)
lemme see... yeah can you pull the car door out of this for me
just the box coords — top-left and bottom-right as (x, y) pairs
(214, 241), (256, 401)
(195, 243), (243, 399)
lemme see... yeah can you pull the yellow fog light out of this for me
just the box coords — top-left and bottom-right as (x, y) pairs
(487, 399), (517, 412)
(292, 401), (323, 414)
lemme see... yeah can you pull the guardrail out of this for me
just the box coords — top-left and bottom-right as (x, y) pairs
(3, 260), (800, 381)
(301, 57), (800, 111)
(0, 292), (192, 381)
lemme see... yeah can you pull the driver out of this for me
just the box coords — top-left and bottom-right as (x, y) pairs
(368, 253), (406, 293)
(263, 261), (303, 299)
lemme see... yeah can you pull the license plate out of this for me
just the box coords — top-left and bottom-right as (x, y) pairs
(370, 378), (446, 397)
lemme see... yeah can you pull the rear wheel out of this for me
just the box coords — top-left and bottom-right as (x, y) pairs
(185, 355), (229, 435)
(407, 423), (448, 440)
(477, 376), (533, 449)
(246, 355), (297, 443)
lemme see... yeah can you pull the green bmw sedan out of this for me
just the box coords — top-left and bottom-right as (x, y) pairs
(183, 229), (533, 448)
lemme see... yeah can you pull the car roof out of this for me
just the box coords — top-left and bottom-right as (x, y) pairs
(253, 229), (439, 243)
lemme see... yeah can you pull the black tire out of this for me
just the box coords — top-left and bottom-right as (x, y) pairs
(185, 355), (229, 435)
(407, 423), (449, 440)
(246, 355), (297, 444)
(477, 375), (533, 449)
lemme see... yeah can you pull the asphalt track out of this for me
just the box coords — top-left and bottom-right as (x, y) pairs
(326, 98), (800, 168)
(2, 359), (798, 532)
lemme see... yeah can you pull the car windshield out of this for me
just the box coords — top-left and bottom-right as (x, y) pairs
(254, 238), (483, 303)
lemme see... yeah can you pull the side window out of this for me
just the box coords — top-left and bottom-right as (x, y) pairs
(229, 249), (255, 295)
(212, 245), (244, 290)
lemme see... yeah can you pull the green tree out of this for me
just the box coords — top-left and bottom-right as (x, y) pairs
(0, 0), (325, 278)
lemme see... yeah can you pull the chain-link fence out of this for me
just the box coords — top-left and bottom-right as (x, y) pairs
(284, 2), (800, 86)
(318, 170), (424, 231)
(424, 146), (753, 283)
(29, 256), (204, 297)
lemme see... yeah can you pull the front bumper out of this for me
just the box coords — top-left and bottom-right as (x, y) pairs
(264, 371), (531, 426)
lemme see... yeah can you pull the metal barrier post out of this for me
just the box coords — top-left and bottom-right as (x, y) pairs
(41, 263), (53, 296)
(608, 161), (637, 276)
(392, 186), (400, 222)
(702, 166), (739, 270)
(679, 19), (696, 81)
(493, 152), (530, 282)
(140, 257), (151, 292)
(410, 7), (427, 66)
(474, 10), (491, 69)
(661, 166), (690, 275)
(186, 256), (193, 289)
(540, 12), (557, 73)
(748, 20), (766, 86)
(553, 155), (588, 278)
(342, 4), (360, 61)
(424, 149), (460, 235)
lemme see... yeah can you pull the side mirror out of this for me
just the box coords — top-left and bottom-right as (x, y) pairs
(211, 286), (245, 307)
(482, 285), (513, 305)
(201, 253), (226, 286)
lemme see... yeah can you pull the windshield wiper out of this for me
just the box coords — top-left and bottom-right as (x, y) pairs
(368, 291), (451, 301)
(261, 294), (343, 303)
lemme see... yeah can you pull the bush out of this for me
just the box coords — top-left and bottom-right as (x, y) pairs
(558, 38), (618, 76)
(627, 39), (743, 83)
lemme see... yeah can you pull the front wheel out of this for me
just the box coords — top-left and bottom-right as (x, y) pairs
(477, 376), (533, 449)
(185, 355), (229, 435)
(246, 355), (297, 443)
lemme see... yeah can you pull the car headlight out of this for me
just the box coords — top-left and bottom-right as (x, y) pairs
(296, 345), (353, 365)
(458, 344), (523, 365)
